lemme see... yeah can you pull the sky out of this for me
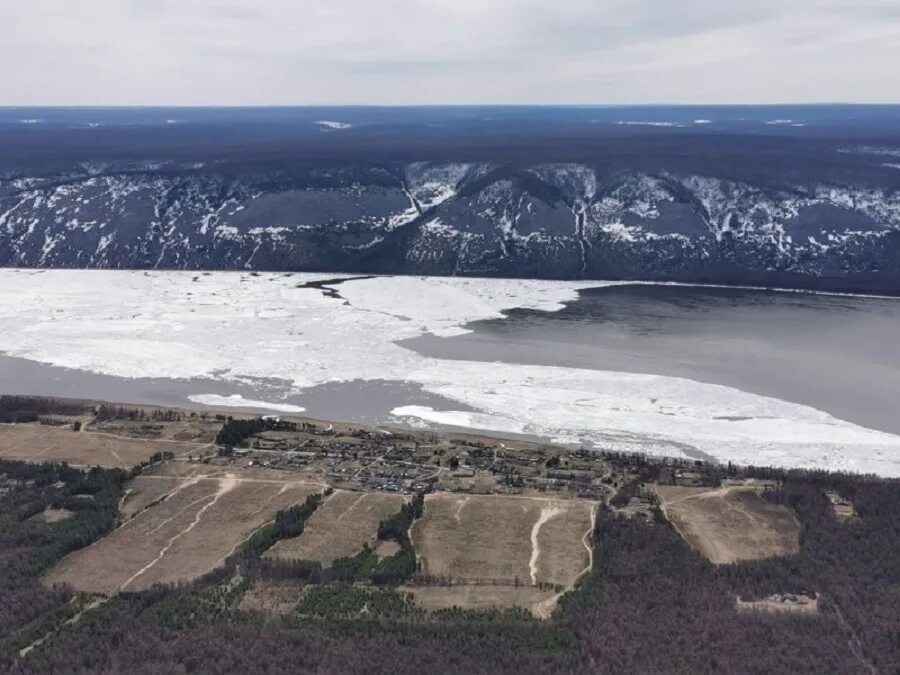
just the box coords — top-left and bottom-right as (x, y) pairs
(3, 0), (900, 105)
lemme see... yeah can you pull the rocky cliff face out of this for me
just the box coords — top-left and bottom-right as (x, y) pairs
(3, 160), (900, 292)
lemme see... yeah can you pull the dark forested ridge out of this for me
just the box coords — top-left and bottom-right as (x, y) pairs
(2, 449), (899, 674)
(3, 106), (900, 293)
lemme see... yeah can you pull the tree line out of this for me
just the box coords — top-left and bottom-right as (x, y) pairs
(215, 416), (299, 448)
(0, 396), (90, 424)
(0, 459), (128, 663)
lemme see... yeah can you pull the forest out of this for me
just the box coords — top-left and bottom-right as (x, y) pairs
(0, 459), (127, 662)
(0, 397), (91, 424)
(215, 416), (299, 448)
(1, 454), (898, 673)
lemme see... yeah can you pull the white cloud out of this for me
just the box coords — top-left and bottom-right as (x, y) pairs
(1, 0), (898, 104)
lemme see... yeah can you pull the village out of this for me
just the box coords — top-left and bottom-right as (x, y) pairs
(216, 414), (619, 500)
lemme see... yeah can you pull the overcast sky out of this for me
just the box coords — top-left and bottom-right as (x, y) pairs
(3, 0), (900, 105)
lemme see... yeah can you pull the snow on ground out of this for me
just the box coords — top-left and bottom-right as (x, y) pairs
(316, 120), (353, 130)
(0, 269), (898, 476)
(405, 163), (473, 211)
(391, 406), (528, 436)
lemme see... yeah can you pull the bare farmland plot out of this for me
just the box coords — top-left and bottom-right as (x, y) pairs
(33, 507), (75, 523)
(267, 489), (407, 563)
(0, 422), (200, 468)
(411, 493), (596, 588)
(46, 466), (323, 594)
(122, 462), (312, 521)
(375, 540), (401, 559)
(91, 418), (220, 443)
(120, 476), (179, 520)
(654, 485), (801, 564)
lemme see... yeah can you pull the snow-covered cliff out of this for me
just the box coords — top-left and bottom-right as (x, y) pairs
(2, 161), (900, 291)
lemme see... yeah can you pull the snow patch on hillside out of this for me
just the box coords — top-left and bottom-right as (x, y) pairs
(316, 120), (353, 130)
(617, 120), (683, 127)
(405, 163), (475, 211)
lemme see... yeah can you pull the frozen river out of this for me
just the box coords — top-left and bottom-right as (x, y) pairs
(1, 269), (899, 476)
(406, 284), (900, 437)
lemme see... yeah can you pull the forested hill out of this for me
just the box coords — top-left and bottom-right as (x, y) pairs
(3, 106), (900, 293)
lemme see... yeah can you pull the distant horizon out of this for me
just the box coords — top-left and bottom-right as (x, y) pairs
(3, 103), (900, 109)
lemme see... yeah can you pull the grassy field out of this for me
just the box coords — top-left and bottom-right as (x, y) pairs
(266, 489), (407, 563)
(0, 423), (201, 468)
(238, 580), (310, 615)
(401, 584), (556, 614)
(654, 485), (801, 564)
(45, 465), (323, 593)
